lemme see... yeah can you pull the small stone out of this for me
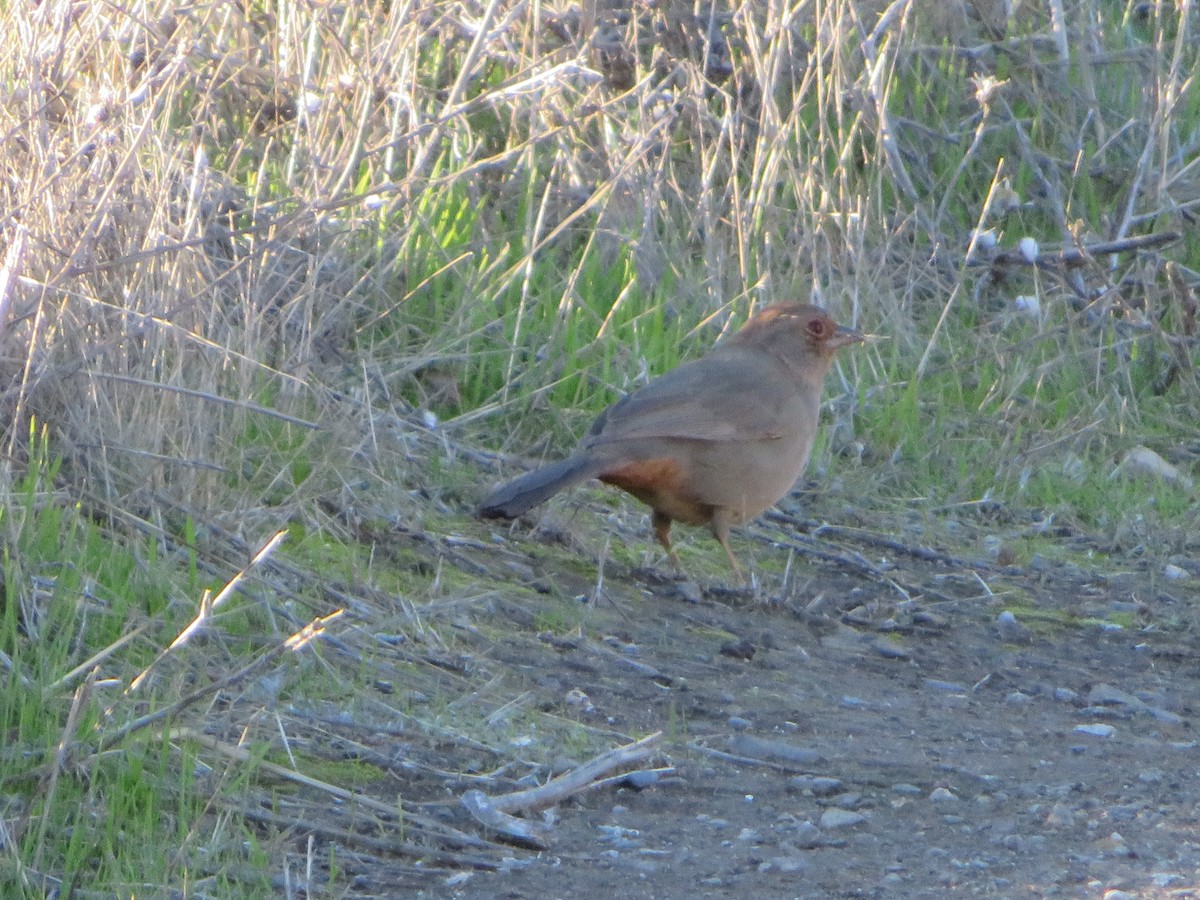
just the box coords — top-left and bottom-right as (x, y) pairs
(875, 642), (910, 659)
(1074, 723), (1116, 738)
(1163, 563), (1189, 581)
(792, 776), (843, 796)
(729, 734), (823, 765)
(996, 610), (1032, 643)
(1097, 831), (1133, 857)
(727, 716), (753, 731)
(793, 821), (823, 848)
(912, 610), (949, 630)
(1146, 706), (1184, 725)
(819, 809), (869, 830)
(1088, 683), (1139, 707)
(719, 637), (757, 660)
(565, 689), (594, 712)
(1116, 446), (1193, 487)
(622, 770), (661, 790)
(929, 787), (959, 803)
(1054, 687), (1079, 703)
(597, 824), (642, 847)
(1044, 801), (1075, 827)
(1167, 557), (1199, 576)
(892, 783), (923, 795)
(761, 855), (807, 873)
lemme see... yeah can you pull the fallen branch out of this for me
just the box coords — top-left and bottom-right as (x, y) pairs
(460, 731), (663, 845)
(967, 230), (1180, 269)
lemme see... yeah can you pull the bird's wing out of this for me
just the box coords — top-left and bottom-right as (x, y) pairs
(583, 350), (803, 447)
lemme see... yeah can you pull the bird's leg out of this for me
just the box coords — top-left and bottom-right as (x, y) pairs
(652, 511), (683, 573)
(710, 509), (746, 584)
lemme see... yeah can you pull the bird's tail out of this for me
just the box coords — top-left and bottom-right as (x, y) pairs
(478, 453), (607, 519)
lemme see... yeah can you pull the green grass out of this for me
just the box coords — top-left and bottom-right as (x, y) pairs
(0, 428), (269, 894)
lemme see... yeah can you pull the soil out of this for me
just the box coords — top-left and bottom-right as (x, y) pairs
(352, 482), (1200, 899)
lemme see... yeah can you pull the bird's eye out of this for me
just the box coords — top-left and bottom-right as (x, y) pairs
(807, 317), (827, 338)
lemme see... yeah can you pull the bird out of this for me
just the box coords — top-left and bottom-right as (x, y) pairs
(479, 302), (864, 578)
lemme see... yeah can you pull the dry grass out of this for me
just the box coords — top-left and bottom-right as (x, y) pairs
(0, 0), (1197, 892)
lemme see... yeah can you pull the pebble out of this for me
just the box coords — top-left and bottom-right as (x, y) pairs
(1146, 706), (1184, 725)
(727, 715), (753, 731)
(913, 610), (949, 630)
(597, 824), (642, 848)
(760, 855), (807, 873)
(622, 770), (661, 790)
(1096, 831), (1133, 857)
(1075, 723), (1116, 738)
(1168, 556), (1200, 576)
(874, 640), (910, 659)
(1088, 683), (1139, 707)
(892, 783), (923, 795)
(1005, 691), (1032, 705)
(1117, 446), (1193, 487)
(994, 833), (1047, 853)
(930, 787), (959, 803)
(793, 821), (823, 848)
(792, 775), (843, 796)
(729, 733), (823, 765)
(996, 610), (1032, 643)
(1053, 687), (1078, 703)
(1083, 684), (1183, 724)
(1162, 564), (1189, 580)
(1153, 873), (1186, 887)
(1044, 801), (1075, 827)
(820, 809), (869, 829)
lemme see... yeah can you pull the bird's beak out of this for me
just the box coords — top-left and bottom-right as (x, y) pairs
(829, 325), (867, 349)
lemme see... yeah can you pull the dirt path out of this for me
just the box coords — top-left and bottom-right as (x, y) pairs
(372, 492), (1199, 898)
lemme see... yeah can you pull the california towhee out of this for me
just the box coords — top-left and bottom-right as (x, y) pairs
(480, 302), (864, 576)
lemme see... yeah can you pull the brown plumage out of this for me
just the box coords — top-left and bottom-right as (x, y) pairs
(480, 302), (864, 576)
